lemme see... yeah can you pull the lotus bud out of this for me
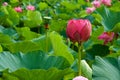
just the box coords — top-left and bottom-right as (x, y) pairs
(66, 19), (92, 43)
(2, 2), (8, 6)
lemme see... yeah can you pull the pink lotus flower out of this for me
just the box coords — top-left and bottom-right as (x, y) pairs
(26, 5), (35, 11)
(2, 2), (8, 6)
(14, 7), (22, 13)
(92, 0), (101, 8)
(98, 32), (114, 45)
(73, 76), (88, 80)
(101, 0), (111, 6)
(66, 19), (92, 43)
(86, 7), (96, 14)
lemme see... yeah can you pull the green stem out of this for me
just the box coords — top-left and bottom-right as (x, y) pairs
(71, 43), (74, 50)
(38, 26), (40, 33)
(78, 43), (82, 76)
(45, 29), (48, 53)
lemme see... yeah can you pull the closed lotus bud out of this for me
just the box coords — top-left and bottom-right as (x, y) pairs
(73, 76), (88, 80)
(2, 2), (8, 6)
(101, 0), (111, 6)
(66, 19), (92, 43)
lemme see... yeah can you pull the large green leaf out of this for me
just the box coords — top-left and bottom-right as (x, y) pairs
(81, 60), (92, 80)
(49, 20), (66, 32)
(10, 0), (19, 3)
(4, 41), (41, 53)
(0, 26), (18, 45)
(110, 2), (120, 12)
(38, 2), (48, 10)
(91, 26), (104, 44)
(0, 26), (15, 35)
(0, 33), (13, 44)
(60, 1), (80, 11)
(15, 27), (40, 40)
(70, 60), (92, 80)
(92, 56), (120, 80)
(1, 6), (19, 26)
(0, 68), (73, 80)
(50, 32), (74, 64)
(110, 39), (120, 53)
(0, 26), (51, 53)
(96, 6), (120, 31)
(0, 51), (72, 80)
(0, 72), (19, 80)
(0, 51), (70, 72)
(86, 44), (109, 60)
(0, 45), (3, 52)
(24, 11), (42, 28)
(3, 34), (52, 53)
(32, 35), (52, 52)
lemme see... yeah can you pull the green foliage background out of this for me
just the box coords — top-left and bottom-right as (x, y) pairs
(0, 0), (120, 80)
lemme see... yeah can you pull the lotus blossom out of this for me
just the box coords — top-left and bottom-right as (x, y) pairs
(98, 32), (114, 45)
(92, 0), (101, 8)
(26, 5), (35, 11)
(101, 0), (111, 6)
(14, 6), (22, 13)
(73, 76), (88, 80)
(66, 19), (92, 43)
(2, 2), (8, 6)
(86, 7), (96, 14)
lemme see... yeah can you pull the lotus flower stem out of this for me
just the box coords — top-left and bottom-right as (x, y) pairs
(71, 43), (75, 50)
(45, 29), (48, 53)
(78, 43), (82, 75)
(38, 26), (40, 33)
